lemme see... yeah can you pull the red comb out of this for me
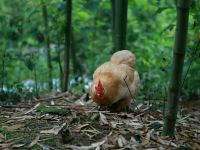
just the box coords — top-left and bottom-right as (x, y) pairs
(95, 80), (103, 91)
(95, 80), (104, 98)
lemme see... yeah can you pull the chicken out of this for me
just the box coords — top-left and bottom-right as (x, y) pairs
(90, 50), (140, 112)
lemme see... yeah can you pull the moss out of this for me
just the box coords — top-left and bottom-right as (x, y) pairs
(36, 105), (69, 115)
(0, 116), (8, 125)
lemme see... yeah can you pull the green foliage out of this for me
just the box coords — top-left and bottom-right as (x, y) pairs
(0, 83), (37, 104)
(90, 113), (99, 121)
(0, 0), (199, 103)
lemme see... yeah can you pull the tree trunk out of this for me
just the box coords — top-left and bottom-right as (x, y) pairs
(41, 1), (53, 90)
(33, 62), (38, 97)
(56, 42), (63, 90)
(62, 0), (72, 92)
(1, 52), (5, 89)
(112, 0), (128, 52)
(71, 31), (80, 75)
(163, 0), (190, 137)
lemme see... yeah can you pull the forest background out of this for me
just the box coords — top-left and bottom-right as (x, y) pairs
(0, 0), (199, 104)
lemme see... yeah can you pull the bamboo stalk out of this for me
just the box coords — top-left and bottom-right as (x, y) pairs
(113, 0), (128, 51)
(63, 0), (72, 91)
(163, 0), (190, 136)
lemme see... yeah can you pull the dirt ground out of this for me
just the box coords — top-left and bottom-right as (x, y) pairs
(0, 92), (199, 149)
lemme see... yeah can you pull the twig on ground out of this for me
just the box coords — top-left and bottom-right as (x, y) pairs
(31, 92), (71, 103)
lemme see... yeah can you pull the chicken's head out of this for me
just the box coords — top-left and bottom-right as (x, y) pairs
(95, 80), (104, 99)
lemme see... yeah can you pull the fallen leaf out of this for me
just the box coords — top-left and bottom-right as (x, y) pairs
(99, 112), (109, 125)
(0, 143), (12, 150)
(130, 137), (138, 145)
(117, 135), (127, 147)
(192, 143), (200, 150)
(13, 144), (25, 148)
(110, 121), (123, 128)
(40, 122), (66, 135)
(3, 124), (25, 131)
(148, 121), (163, 129)
(64, 133), (110, 150)
(123, 120), (143, 129)
(10, 115), (35, 121)
(0, 133), (5, 142)
(91, 140), (106, 147)
(74, 124), (89, 131)
(37, 142), (50, 150)
(141, 129), (154, 146)
(27, 135), (40, 148)
(75, 99), (86, 105)
(64, 140), (106, 150)
(151, 134), (177, 147)
(24, 103), (40, 114)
